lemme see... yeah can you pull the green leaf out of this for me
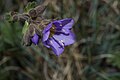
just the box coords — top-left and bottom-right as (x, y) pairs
(22, 21), (29, 34)
(24, 1), (37, 12)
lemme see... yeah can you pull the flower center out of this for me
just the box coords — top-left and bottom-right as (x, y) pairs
(49, 24), (56, 37)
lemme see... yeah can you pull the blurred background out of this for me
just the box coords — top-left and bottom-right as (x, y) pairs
(0, 0), (120, 80)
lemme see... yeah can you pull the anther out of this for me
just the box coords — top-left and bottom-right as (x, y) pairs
(60, 24), (62, 27)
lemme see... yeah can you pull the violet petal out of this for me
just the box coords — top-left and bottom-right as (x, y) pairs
(42, 30), (50, 42)
(42, 22), (52, 42)
(53, 18), (74, 30)
(47, 38), (64, 56)
(53, 31), (75, 46)
(31, 34), (39, 45)
(42, 22), (52, 33)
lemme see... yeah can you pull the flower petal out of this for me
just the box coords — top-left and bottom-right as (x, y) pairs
(53, 18), (74, 30)
(53, 31), (75, 46)
(42, 41), (50, 48)
(62, 18), (74, 30)
(31, 34), (39, 45)
(47, 38), (64, 56)
(42, 22), (52, 33)
(42, 30), (50, 42)
(42, 22), (52, 42)
(55, 28), (70, 35)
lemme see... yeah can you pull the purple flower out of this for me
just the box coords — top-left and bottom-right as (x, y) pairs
(42, 18), (75, 56)
(31, 33), (39, 45)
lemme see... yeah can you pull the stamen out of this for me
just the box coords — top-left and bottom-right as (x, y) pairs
(60, 24), (62, 27)
(60, 40), (64, 43)
(62, 29), (65, 32)
(50, 40), (53, 44)
(60, 40), (64, 46)
(49, 24), (56, 37)
(52, 37), (64, 48)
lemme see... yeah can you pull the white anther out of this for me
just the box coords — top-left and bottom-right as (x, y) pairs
(60, 40), (64, 46)
(60, 40), (64, 43)
(60, 24), (62, 26)
(49, 40), (53, 44)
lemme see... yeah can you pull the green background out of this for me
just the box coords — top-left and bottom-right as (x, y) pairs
(0, 0), (120, 80)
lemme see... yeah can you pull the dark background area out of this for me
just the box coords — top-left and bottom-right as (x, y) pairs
(0, 0), (120, 80)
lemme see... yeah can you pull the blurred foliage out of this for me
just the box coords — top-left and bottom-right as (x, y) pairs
(24, 1), (37, 12)
(109, 51), (120, 68)
(0, 0), (120, 80)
